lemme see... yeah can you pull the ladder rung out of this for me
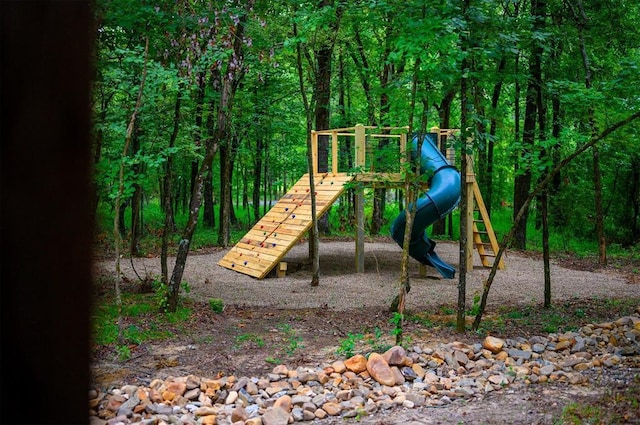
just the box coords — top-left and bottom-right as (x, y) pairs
(481, 253), (496, 258)
(475, 230), (488, 235)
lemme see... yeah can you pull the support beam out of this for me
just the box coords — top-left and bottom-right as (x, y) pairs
(355, 191), (364, 273)
(465, 155), (475, 272)
(355, 124), (366, 273)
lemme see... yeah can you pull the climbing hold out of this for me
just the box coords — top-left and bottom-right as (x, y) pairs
(260, 225), (264, 229)
(292, 214), (296, 218)
(244, 261), (248, 265)
(272, 243), (276, 247)
(285, 207), (289, 211)
(274, 233), (277, 237)
(331, 181), (334, 185)
(231, 263), (235, 267)
(263, 232), (266, 235)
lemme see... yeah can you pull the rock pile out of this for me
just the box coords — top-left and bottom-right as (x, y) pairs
(90, 310), (640, 425)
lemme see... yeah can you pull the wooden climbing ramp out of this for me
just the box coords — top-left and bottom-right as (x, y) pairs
(218, 173), (354, 279)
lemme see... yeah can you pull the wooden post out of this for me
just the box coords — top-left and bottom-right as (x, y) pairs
(277, 262), (287, 278)
(311, 130), (318, 175)
(465, 155), (475, 271)
(399, 132), (407, 168)
(332, 130), (338, 174)
(355, 124), (365, 273)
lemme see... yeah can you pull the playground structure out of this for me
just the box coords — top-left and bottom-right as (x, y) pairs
(218, 124), (504, 279)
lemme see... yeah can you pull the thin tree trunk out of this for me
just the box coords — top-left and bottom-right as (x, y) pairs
(161, 85), (181, 284)
(567, 0), (607, 265)
(542, 190), (551, 307)
(472, 110), (640, 329)
(487, 57), (506, 216)
(294, 17), (320, 286)
(114, 37), (148, 341)
(393, 58), (424, 343)
(166, 2), (252, 311)
(432, 90), (455, 236)
(457, 25), (471, 333)
(253, 136), (263, 223)
(130, 125), (142, 257)
(371, 21), (393, 236)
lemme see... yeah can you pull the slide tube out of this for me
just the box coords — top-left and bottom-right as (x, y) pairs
(390, 133), (461, 278)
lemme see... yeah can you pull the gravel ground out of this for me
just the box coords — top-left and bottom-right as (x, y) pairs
(102, 238), (640, 311)
(92, 239), (640, 424)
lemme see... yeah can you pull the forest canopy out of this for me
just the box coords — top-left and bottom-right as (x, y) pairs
(93, 0), (640, 262)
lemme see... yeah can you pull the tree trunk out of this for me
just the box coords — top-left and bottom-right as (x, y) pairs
(457, 22), (471, 333)
(190, 72), (206, 218)
(294, 16), (320, 286)
(166, 2), (252, 311)
(486, 57), (506, 216)
(432, 90), (455, 236)
(542, 190), (551, 307)
(218, 144), (230, 246)
(513, 0), (544, 250)
(313, 0), (343, 235)
(130, 124), (142, 257)
(472, 110), (640, 330)
(114, 37), (149, 340)
(161, 85), (181, 284)
(203, 81), (216, 229)
(371, 23), (393, 236)
(253, 136), (263, 223)
(567, 0), (607, 265)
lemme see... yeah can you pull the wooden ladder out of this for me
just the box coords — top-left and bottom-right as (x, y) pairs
(471, 182), (505, 270)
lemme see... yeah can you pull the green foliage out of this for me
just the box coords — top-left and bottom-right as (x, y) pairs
(93, 0), (640, 269)
(234, 333), (265, 349)
(335, 326), (392, 358)
(277, 323), (303, 356)
(389, 312), (403, 339)
(92, 291), (190, 347)
(208, 298), (225, 313)
(336, 332), (364, 358)
(115, 344), (132, 361)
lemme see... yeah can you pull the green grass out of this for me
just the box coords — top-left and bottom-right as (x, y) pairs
(234, 333), (265, 349)
(92, 292), (191, 346)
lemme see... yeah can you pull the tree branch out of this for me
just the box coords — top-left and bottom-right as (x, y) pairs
(472, 109), (640, 330)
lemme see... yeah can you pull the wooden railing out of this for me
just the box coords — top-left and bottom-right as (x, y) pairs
(311, 124), (409, 178)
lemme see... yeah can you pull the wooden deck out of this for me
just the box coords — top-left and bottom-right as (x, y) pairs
(218, 173), (354, 279)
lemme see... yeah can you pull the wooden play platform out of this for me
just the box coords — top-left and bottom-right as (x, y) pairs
(219, 124), (504, 279)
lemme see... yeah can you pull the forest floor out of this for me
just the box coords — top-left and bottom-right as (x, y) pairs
(92, 238), (640, 424)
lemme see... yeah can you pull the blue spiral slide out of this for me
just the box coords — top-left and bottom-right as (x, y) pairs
(390, 133), (461, 279)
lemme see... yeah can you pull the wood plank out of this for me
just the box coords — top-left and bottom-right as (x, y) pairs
(218, 173), (353, 279)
